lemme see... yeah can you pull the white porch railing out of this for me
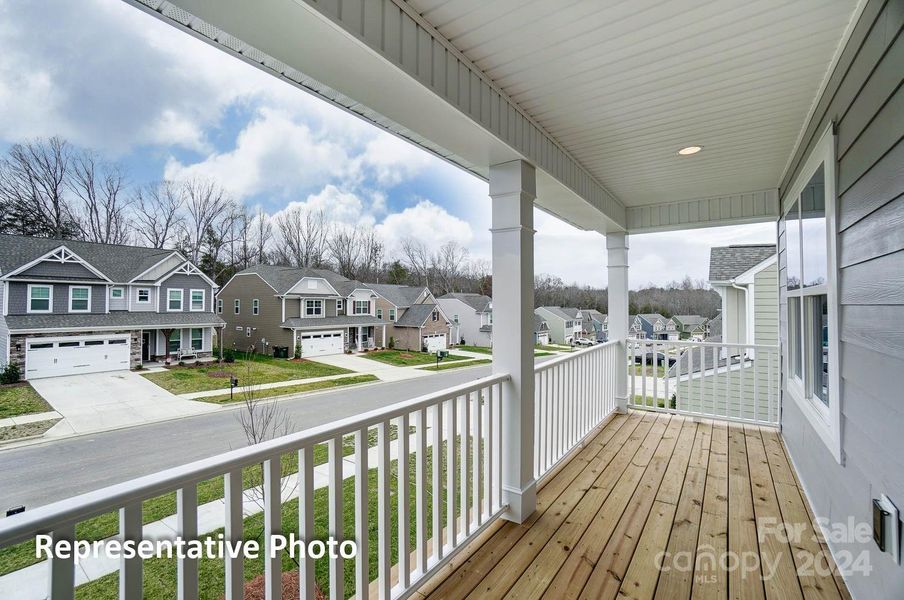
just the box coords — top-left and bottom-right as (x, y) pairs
(628, 339), (782, 426)
(0, 375), (508, 600)
(534, 340), (620, 479)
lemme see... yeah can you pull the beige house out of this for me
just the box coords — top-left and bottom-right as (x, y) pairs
(369, 283), (452, 351)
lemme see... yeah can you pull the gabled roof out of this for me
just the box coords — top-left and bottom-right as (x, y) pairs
(0, 234), (177, 282)
(439, 293), (491, 313)
(534, 315), (549, 332)
(582, 309), (606, 323)
(673, 315), (708, 327)
(560, 307), (582, 319)
(537, 306), (578, 321)
(235, 264), (354, 295)
(369, 283), (427, 308)
(709, 244), (776, 282)
(637, 313), (667, 324)
(394, 303), (441, 327)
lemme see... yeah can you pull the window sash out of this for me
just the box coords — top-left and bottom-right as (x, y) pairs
(354, 300), (369, 315)
(70, 287), (90, 312)
(29, 285), (52, 312)
(305, 299), (323, 316)
(191, 328), (203, 351)
(137, 289), (150, 303)
(190, 290), (204, 311)
(111, 287), (124, 299)
(252, 299), (260, 315)
(389, 308), (396, 321)
(234, 299), (240, 314)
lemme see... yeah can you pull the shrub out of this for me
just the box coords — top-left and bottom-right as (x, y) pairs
(294, 343), (302, 359)
(134, 363), (144, 371)
(178, 361), (186, 367)
(223, 349), (236, 363)
(0, 363), (21, 385)
(388, 336), (395, 349)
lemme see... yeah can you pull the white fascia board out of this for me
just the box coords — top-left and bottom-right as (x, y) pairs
(286, 277), (340, 297)
(220, 272), (279, 294)
(2, 245), (113, 282)
(128, 251), (184, 283)
(734, 254), (777, 285)
(156, 261), (218, 288)
(626, 188), (779, 234)
(131, 0), (625, 234)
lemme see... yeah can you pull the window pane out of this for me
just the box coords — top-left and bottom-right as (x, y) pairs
(785, 200), (801, 291)
(789, 298), (802, 380)
(801, 164), (827, 288)
(31, 286), (50, 299)
(806, 295), (830, 406)
(72, 288), (88, 300)
(169, 330), (180, 352)
(191, 328), (203, 350)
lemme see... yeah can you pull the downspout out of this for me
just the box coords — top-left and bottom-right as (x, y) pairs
(729, 279), (750, 358)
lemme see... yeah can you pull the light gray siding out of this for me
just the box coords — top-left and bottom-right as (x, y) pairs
(778, 2), (904, 598)
(130, 285), (157, 312)
(108, 286), (128, 311)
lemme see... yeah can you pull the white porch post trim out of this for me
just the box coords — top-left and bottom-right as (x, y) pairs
(357, 326), (363, 351)
(607, 233), (630, 413)
(490, 159), (537, 524)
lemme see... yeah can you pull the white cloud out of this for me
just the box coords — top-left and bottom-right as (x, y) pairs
(357, 133), (434, 187)
(376, 200), (474, 256)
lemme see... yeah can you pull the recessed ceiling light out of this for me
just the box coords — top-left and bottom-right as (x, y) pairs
(677, 145), (703, 155)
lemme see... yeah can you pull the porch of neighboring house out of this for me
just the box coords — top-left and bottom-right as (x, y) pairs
(416, 410), (851, 600)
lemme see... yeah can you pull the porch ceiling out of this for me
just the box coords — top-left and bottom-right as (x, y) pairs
(124, 0), (861, 232)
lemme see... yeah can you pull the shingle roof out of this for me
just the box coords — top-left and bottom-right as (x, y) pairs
(534, 315), (549, 332)
(674, 315), (708, 327)
(637, 313), (667, 324)
(0, 234), (176, 282)
(439, 293), (491, 313)
(583, 309), (606, 323)
(708, 313), (722, 341)
(281, 315), (385, 329)
(369, 283), (426, 308)
(560, 307), (582, 319)
(394, 303), (440, 327)
(709, 244), (776, 282)
(6, 312), (225, 332)
(537, 306), (573, 321)
(236, 264), (355, 295)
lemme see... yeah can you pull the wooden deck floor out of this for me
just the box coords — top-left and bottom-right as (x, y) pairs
(417, 411), (851, 600)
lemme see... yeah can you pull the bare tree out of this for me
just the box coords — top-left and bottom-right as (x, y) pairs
(327, 225), (363, 279)
(0, 137), (78, 238)
(431, 240), (469, 296)
(275, 206), (327, 267)
(357, 227), (384, 282)
(132, 181), (185, 248)
(252, 207), (272, 264)
(400, 237), (431, 287)
(180, 177), (233, 264)
(68, 151), (132, 244)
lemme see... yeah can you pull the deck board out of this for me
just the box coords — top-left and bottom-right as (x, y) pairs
(422, 411), (851, 600)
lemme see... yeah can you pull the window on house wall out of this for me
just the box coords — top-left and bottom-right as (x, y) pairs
(191, 328), (203, 351)
(252, 299), (260, 316)
(217, 298), (223, 314)
(305, 299), (323, 316)
(432, 309), (438, 322)
(389, 308), (396, 322)
(376, 308), (383, 319)
(137, 288), (150, 303)
(781, 126), (839, 461)
(168, 289), (183, 311)
(28, 285), (52, 313)
(190, 289), (205, 311)
(337, 299), (344, 313)
(70, 286), (90, 312)
(354, 300), (369, 315)
(234, 299), (240, 315)
(111, 287), (124, 299)
(169, 330), (181, 353)
(453, 314), (459, 324)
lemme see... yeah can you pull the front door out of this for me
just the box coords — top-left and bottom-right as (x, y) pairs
(142, 332), (150, 362)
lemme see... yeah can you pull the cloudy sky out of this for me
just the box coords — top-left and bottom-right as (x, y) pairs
(0, 0), (775, 288)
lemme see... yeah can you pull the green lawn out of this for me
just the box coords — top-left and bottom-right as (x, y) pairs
(418, 359), (492, 371)
(536, 344), (573, 353)
(0, 383), (52, 419)
(197, 375), (378, 404)
(142, 354), (352, 394)
(454, 345), (492, 354)
(0, 424), (405, 578)
(362, 350), (468, 367)
(632, 364), (667, 378)
(72, 439), (465, 599)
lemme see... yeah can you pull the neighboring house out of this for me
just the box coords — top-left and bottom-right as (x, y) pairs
(671, 315), (709, 340)
(369, 283), (451, 352)
(217, 265), (451, 357)
(707, 312), (722, 342)
(533, 315), (550, 346)
(632, 314), (672, 340)
(437, 293), (492, 347)
(0, 234), (224, 379)
(581, 309), (607, 341)
(673, 245), (778, 418)
(534, 306), (583, 345)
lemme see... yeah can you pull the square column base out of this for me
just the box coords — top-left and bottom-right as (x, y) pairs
(502, 479), (537, 524)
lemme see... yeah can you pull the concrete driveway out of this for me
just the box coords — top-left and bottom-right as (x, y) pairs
(29, 371), (218, 436)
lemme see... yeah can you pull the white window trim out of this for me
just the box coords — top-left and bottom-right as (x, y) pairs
(68, 285), (92, 313)
(217, 298), (223, 314)
(190, 328), (204, 351)
(136, 288), (151, 304)
(252, 298), (260, 316)
(110, 287), (124, 299)
(781, 124), (841, 464)
(336, 299), (344, 312)
(27, 284), (53, 314)
(167, 289), (184, 312)
(353, 300), (370, 315)
(376, 308), (383, 319)
(305, 299), (324, 317)
(389, 308), (396, 322)
(189, 289), (205, 312)
(234, 299), (241, 315)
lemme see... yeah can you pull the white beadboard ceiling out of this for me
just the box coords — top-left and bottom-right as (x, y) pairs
(408, 0), (859, 207)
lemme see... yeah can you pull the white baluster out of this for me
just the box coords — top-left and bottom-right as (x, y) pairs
(431, 403), (443, 561)
(224, 470), (243, 600)
(119, 502), (142, 600)
(415, 408), (428, 576)
(47, 525), (75, 600)
(377, 420), (391, 600)
(354, 428), (370, 600)
(177, 483), (199, 600)
(299, 446), (315, 600)
(396, 414), (410, 589)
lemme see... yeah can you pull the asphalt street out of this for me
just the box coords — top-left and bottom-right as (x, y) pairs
(0, 364), (500, 513)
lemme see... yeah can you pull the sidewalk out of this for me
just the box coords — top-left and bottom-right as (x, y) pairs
(0, 411), (61, 429)
(0, 428), (428, 599)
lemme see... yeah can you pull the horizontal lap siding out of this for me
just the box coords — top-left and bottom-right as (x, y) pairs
(779, 2), (904, 597)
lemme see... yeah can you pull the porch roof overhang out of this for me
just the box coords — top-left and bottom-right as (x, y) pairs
(125, 0), (862, 234)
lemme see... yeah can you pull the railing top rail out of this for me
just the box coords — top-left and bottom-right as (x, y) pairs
(629, 339), (780, 351)
(534, 339), (618, 372)
(0, 372), (510, 547)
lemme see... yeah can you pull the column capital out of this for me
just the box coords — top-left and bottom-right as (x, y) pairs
(489, 160), (536, 198)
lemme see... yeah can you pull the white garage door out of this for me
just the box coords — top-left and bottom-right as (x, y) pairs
(423, 333), (447, 352)
(25, 335), (130, 379)
(300, 331), (344, 357)
(537, 333), (549, 346)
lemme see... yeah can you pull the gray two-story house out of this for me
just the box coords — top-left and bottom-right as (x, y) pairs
(0, 234), (224, 379)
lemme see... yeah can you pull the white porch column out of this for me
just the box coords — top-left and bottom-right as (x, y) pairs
(607, 232), (630, 413)
(490, 160), (536, 524)
(357, 326), (363, 351)
(382, 324), (387, 348)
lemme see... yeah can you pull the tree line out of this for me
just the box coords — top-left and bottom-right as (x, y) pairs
(0, 136), (719, 317)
